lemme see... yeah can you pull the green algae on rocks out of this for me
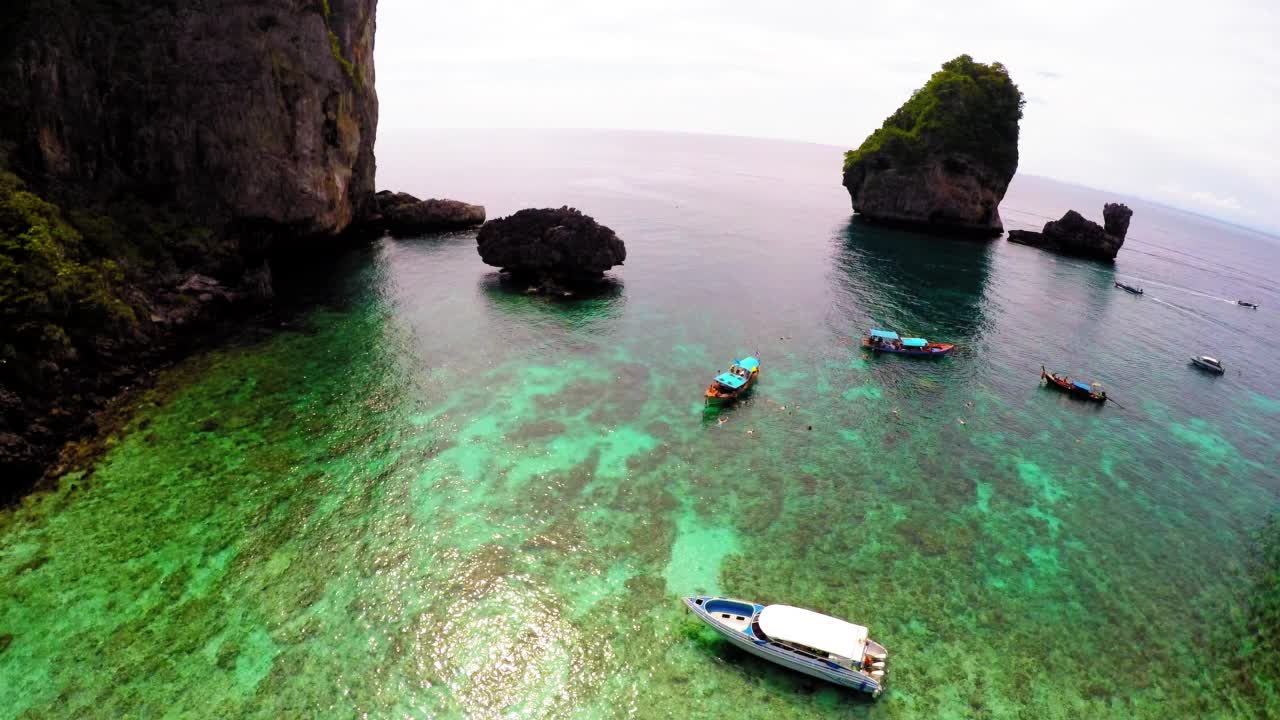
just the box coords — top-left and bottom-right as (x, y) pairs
(842, 55), (1024, 236)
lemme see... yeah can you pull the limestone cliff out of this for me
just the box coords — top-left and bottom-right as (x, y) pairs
(842, 55), (1023, 236)
(0, 0), (379, 499)
(0, 0), (378, 235)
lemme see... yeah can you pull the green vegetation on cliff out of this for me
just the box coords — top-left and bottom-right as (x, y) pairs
(0, 166), (139, 383)
(844, 55), (1024, 176)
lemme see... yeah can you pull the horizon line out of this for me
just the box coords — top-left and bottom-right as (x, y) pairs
(376, 125), (1279, 239)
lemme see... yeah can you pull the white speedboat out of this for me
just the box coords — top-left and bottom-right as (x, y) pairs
(1190, 355), (1225, 374)
(683, 596), (887, 697)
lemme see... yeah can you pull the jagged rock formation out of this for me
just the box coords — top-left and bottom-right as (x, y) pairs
(842, 55), (1024, 237)
(1007, 203), (1133, 261)
(0, 0), (380, 499)
(359, 191), (486, 237)
(476, 207), (626, 291)
(1104, 202), (1132, 240)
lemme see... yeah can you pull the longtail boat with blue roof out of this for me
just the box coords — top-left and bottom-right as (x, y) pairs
(1041, 365), (1107, 402)
(704, 356), (760, 405)
(861, 329), (954, 357)
(683, 596), (888, 697)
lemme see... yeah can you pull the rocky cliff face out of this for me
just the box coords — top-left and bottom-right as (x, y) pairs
(1007, 203), (1133, 261)
(0, 0), (378, 236)
(0, 0), (379, 499)
(842, 55), (1023, 237)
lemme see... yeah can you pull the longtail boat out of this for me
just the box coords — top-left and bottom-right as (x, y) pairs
(705, 356), (760, 406)
(1237, 300), (1258, 309)
(861, 329), (954, 357)
(1041, 365), (1106, 402)
(1114, 281), (1144, 295)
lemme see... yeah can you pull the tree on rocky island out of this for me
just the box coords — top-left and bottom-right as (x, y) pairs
(842, 55), (1025, 236)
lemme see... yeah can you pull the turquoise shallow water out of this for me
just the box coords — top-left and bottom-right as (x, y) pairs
(2, 130), (1279, 718)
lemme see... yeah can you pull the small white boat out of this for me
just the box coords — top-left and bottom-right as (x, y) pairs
(683, 596), (888, 697)
(1190, 355), (1225, 374)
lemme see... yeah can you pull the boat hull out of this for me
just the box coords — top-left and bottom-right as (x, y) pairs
(1191, 358), (1225, 374)
(1041, 369), (1106, 402)
(683, 596), (883, 697)
(861, 338), (954, 357)
(705, 370), (758, 405)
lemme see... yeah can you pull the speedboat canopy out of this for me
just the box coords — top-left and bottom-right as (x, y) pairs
(758, 604), (868, 660)
(715, 372), (747, 389)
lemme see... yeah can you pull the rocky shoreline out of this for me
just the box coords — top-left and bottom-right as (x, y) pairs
(0, 234), (375, 504)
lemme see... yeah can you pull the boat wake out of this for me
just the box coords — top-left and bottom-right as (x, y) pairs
(1146, 296), (1246, 335)
(1115, 275), (1239, 305)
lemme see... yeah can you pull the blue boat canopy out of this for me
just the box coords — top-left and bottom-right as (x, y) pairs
(901, 338), (928, 348)
(1072, 381), (1092, 392)
(869, 329), (899, 340)
(715, 372), (747, 389)
(737, 357), (760, 371)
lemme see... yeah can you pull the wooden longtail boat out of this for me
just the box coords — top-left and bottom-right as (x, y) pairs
(1041, 366), (1107, 402)
(1115, 281), (1144, 295)
(861, 329), (954, 357)
(705, 356), (760, 406)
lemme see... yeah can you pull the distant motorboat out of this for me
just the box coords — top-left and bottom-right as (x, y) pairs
(683, 596), (888, 697)
(1190, 355), (1225, 374)
(1237, 300), (1258, 309)
(861, 328), (955, 357)
(1114, 281), (1144, 295)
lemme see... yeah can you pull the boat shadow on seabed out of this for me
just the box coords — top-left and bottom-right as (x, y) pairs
(678, 616), (881, 706)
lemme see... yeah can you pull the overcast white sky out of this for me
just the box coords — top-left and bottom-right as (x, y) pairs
(376, 0), (1280, 232)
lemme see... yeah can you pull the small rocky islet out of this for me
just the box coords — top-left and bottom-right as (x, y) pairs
(1008, 203), (1134, 261)
(476, 207), (627, 293)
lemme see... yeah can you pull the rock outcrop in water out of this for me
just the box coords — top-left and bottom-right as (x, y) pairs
(1007, 203), (1133, 261)
(358, 191), (486, 237)
(476, 207), (626, 292)
(0, 0), (380, 499)
(842, 55), (1024, 237)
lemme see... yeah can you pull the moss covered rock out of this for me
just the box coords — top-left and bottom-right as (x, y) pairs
(0, 169), (140, 376)
(842, 55), (1024, 236)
